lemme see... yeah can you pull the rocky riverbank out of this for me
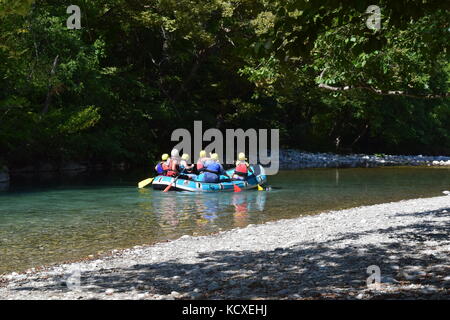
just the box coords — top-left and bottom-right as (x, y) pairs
(1, 195), (449, 300)
(279, 149), (450, 169)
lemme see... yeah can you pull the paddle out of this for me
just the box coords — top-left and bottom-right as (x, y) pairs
(163, 175), (180, 192)
(233, 183), (242, 192)
(138, 177), (154, 189)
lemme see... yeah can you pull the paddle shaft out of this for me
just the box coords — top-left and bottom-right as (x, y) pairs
(163, 175), (180, 192)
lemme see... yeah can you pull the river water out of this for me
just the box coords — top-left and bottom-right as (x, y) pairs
(0, 167), (449, 274)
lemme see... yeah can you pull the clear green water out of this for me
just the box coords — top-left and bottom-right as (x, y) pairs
(0, 167), (449, 274)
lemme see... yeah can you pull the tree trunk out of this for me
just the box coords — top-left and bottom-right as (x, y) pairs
(42, 55), (59, 114)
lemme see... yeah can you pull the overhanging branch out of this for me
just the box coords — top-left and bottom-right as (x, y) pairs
(317, 70), (449, 99)
(318, 83), (448, 99)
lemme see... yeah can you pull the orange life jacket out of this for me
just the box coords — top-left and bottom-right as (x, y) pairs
(235, 161), (248, 176)
(162, 159), (177, 177)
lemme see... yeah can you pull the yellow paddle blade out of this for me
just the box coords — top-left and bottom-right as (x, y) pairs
(257, 184), (264, 191)
(138, 178), (154, 189)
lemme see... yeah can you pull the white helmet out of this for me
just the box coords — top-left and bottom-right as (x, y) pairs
(171, 149), (179, 157)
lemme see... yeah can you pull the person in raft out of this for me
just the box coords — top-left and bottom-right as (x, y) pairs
(160, 149), (180, 177)
(201, 153), (229, 183)
(155, 153), (169, 175)
(196, 150), (210, 173)
(179, 154), (197, 179)
(232, 152), (252, 180)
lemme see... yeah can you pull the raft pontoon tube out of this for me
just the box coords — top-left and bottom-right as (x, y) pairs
(152, 165), (267, 192)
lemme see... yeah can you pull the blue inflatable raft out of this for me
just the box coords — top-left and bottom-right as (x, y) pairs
(152, 165), (267, 192)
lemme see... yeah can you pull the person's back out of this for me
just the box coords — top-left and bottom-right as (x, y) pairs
(155, 162), (164, 175)
(202, 162), (221, 183)
(164, 149), (180, 177)
(233, 153), (250, 180)
(155, 154), (169, 175)
(196, 150), (208, 172)
(200, 153), (223, 183)
(203, 152), (217, 168)
(179, 154), (196, 179)
(161, 158), (176, 176)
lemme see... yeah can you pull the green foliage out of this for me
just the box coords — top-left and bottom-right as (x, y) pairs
(58, 106), (100, 134)
(0, 0), (449, 170)
(0, 0), (34, 17)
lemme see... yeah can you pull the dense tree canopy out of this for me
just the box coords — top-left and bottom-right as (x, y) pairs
(0, 0), (449, 170)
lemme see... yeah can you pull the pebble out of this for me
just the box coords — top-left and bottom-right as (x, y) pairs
(137, 293), (147, 300)
(229, 288), (241, 296)
(105, 289), (114, 295)
(207, 282), (220, 291)
(421, 287), (438, 293)
(356, 293), (365, 299)
(277, 289), (290, 295)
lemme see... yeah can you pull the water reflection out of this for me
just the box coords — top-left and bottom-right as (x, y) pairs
(139, 191), (267, 232)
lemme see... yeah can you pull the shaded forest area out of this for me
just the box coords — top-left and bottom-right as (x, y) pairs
(0, 0), (449, 170)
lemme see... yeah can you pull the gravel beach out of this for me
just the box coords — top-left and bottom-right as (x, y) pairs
(1, 194), (449, 300)
(279, 149), (450, 169)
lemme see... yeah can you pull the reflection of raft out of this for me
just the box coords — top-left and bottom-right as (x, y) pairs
(152, 165), (267, 192)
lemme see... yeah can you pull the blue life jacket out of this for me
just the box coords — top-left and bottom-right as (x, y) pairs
(205, 162), (220, 174)
(156, 162), (164, 175)
(202, 162), (220, 183)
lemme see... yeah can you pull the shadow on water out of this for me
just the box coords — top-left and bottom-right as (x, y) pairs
(12, 207), (450, 299)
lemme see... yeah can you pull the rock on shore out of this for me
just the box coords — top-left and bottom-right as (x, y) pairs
(279, 149), (450, 169)
(0, 196), (449, 300)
